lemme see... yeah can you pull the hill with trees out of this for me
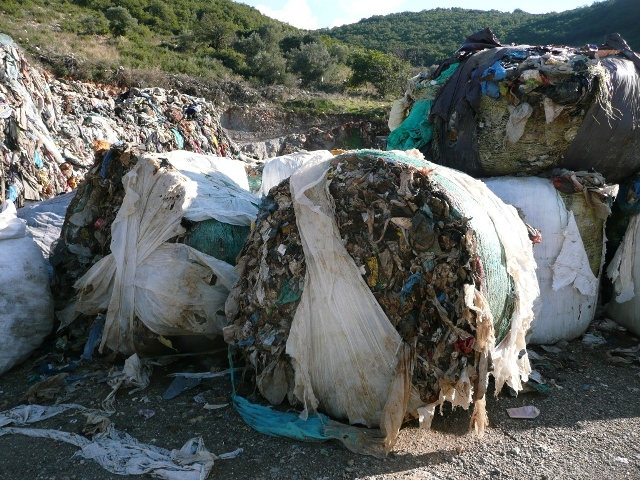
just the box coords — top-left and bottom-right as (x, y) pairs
(325, 0), (639, 67)
(0, 0), (636, 102)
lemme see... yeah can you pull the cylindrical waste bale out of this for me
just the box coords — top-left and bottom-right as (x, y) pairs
(0, 202), (54, 375)
(387, 31), (640, 183)
(53, 147), (259, 356)
(606, 213), (640, 336)
(225, 149), (537, 444)
(485, 176), (609, 344)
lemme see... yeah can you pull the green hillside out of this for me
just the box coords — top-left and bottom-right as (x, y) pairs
(325, 0), (639, 66)
(0, 0), (637, 99)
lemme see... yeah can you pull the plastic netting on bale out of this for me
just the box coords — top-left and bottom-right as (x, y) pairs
(225, 149), (538, 456)
(387, 29), (640, 183)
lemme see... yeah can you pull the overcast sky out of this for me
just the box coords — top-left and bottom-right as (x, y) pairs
(238, 0), (600, 30)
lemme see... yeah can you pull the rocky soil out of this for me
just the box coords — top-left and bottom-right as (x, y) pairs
(0, 324), (639, 480)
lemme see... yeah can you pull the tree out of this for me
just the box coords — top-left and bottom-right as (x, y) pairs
(194, 13), (235, 51)
(348, 49), (411, 97)
(287, 42), (333, 85)
(105, 6), (138, 37)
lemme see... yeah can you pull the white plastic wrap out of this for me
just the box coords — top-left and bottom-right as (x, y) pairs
(607, 214), (640, 335)
(485, 177), (601, 344)
(74, 158), (240, 355)
(148, 150), (259, 225)
(259, 150), (334, 197)
(0, 201), (54, 375)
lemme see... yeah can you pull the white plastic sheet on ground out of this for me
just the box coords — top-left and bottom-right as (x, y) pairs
(0, 201), (54, 375)
(259, 150), (334, 197)
(0, 403), (241, 480)
(74, 157), (246, 355)
(485, 177), (601, 344)
(607, 214), (640, 336)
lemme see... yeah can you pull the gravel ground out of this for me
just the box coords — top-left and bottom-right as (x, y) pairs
(0, 326), (639, 480)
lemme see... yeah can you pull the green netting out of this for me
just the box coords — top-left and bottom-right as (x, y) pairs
(185, 219), (250, 266)
(355, 149), (515, 343)
(386, 63), (459, 152)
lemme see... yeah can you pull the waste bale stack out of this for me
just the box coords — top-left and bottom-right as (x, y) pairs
(52, 146), (259, 356)
(225, 149), (538, 450)
(388, 30), (640, 183)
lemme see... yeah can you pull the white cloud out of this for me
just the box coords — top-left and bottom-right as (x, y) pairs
(336, 0), (406, 23)
(254, 0), (319, 30)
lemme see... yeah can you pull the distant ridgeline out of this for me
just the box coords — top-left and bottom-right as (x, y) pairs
(325, 0), (640, 66)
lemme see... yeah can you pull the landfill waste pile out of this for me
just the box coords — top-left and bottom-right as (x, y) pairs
(1, 36), (239, 208)
(53, 147), (259, 357)
(485, 171), (616, 344)
(387, 29), (640, 183)
(0, 199), (54, 375)
(225, 149), (538, 455)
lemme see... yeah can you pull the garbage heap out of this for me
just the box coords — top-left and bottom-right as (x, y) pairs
(387, 29), (640, 183)
(0, 38), (75, 206)
(53, 147), (258, 356)
(225, 149), (538, 452)
(1, 37), (238, 207)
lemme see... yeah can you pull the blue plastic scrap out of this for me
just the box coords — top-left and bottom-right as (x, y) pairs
(399, 272), (424, 302)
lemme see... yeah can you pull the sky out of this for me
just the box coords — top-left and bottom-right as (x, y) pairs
(238, 0), (601, 30)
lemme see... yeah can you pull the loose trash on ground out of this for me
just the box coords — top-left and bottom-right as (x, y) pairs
(0, 403), (242, 480)
(485, 174), (614, 344)
(506, 405), (540, 419)
(387, 29), (640, 183)
(225, 149), (538, 454)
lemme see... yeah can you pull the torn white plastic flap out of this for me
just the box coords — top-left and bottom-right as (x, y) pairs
(259, 150), (334, 197)
(552, 212), (598, 297)
(286, 157), (406, 429)
(607, 214), (638, 303)
(154, 150), (259, 226)
(0, 200), (26, 240)
(74, 158), (238, 354)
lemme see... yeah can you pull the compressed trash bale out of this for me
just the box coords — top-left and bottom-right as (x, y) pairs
(54, 149), (259, 356)
(485, 174), (613, 344)
(606, 213), (640, 336)
(226, 149), (538, 446)
(0, 201), (54, 375)
(387, 29), (640, 183)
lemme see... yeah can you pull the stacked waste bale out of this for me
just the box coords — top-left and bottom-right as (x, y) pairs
(52, 145), (258, 356)
(226, 149), (537, 446)
(389, 30), (636, 343)
(388, 29), (640, 183)
(485, 172), (614, 344)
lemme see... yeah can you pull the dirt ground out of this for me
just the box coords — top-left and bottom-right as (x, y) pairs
(0, 324), (639, 480)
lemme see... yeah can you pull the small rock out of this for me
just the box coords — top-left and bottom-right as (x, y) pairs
(347, 460), (354, 466)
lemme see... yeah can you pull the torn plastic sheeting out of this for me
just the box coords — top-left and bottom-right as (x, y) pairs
(152, 150), (259, 226)
(485, 177), (604, 344)
(606, 214), (640, 336)
(552, 212), (599, 296)
(73, 158), (239, 355)
(258, 150), (334, 197)
(0, 404), (237, 480)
